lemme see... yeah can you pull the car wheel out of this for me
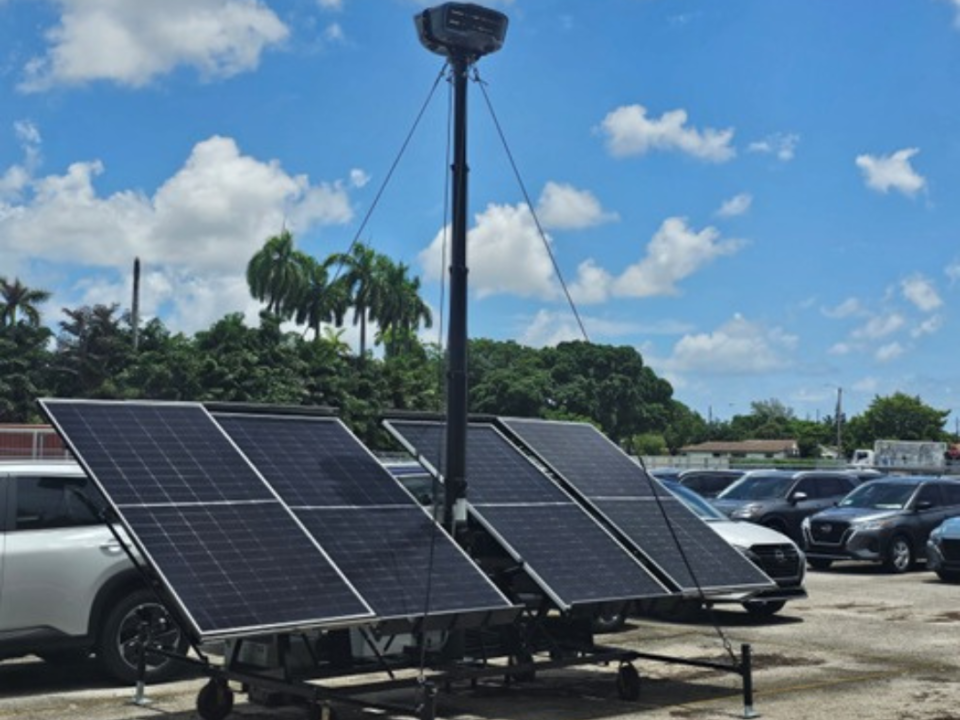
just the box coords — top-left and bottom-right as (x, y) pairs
(97, 588), (188, 684)
(743, 600), (786, 617)
(883, 535), (913, 574)
(807, 558), (833, 570)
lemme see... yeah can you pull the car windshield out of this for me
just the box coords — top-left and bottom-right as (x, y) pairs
(838, 482), (916, 510)
(717, 474), (795, 501)
(661, 482), (727, 521)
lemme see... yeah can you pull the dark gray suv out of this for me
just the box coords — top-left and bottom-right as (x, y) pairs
(803, 476), (960, 573)
(712, 470), (859, 544)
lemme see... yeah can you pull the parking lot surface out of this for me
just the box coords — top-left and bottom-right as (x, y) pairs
(2, 564), (959, 720)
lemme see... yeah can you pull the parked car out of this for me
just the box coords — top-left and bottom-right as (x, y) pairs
(712, 470), (859, 543)
(657, 481), (806, 616)
(675, 469), (745, 498)
(927, 516), (960, 581)
(0, 460), (187, 682)
(803, 476), (960, 573)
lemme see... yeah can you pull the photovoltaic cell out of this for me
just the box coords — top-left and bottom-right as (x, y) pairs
(501, 418), (774, 593)
(40, 399), (372, 640)
(385, 420), (669, 608)
(214, 414), (515, 621)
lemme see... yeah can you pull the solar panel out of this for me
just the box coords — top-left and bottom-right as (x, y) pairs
(384, 420), (669, 609)
(214, 414), (515, 622)
(500, 418), (774, 594)
(40, 400), (373, 640)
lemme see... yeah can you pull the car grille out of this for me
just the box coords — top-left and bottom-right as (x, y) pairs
(809, 519), (849, 545)
(941, 538), (960, 563)
(751, 544), (802, 581)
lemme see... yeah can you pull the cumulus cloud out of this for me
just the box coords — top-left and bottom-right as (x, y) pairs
(716, 193), (752, 218)
(0, 132), (355, 331)
(912, 315), (943, 337)
(748, 133), (799, 161)
(900, 274), (942, 311)
(349, 169), (370, 188)
(598, 104), (735, 162)
(519, 310), (586, 348)
(851, 312), (906, 340)
(610, 217), (745, 299)
(418, 202), (558, 300)
(875, 342), (904, 363)
(664, 314), (797, 374)
(822, 297), (866, 319)
(536, 182), (618, 230)
(569, 259), (615, 304)
(855, 148), (926, 196)
(19, 0), (289, 91)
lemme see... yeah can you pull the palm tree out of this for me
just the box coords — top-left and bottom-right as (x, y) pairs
(375, 260), (433, 357)
(246, 230), (306, 319)
(328, 242), (383, 358)
(293, 254), (338, 341)
(0, 277), (51, 327)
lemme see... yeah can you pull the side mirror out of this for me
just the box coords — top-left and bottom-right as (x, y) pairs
(790, 491), (808, 505)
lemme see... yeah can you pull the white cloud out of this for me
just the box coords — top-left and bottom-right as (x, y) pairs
(536, 181), (618, 230)
(716, 193), (752, 218)
(855, 148), (926, 197)
(324, 22), (345, 43)
(851, 312), (906, 340)
(912, 314), (943, 337)
(611, 217), (745, 298)
(875, 342), (904, 363)
(0, 133), (355, 332)
(901, 274), (942, 311)
(664, 314), (797, 374)
(947, 261), (960, 284)
(748, 133), (799, 161)
(598, 104), (735, 162)
(19, 0), (289, 91)
(317, 0), (343, 9)
(569, 259), (615, 304)
(418, 202), (558, 300)
(829, 342), (853, 356)
(349, 168), (370, 188)
(519, 310), (585, 348)
(822, 297), (866, 319)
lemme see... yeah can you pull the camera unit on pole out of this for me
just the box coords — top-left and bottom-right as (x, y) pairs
(415, 3), (508, 60)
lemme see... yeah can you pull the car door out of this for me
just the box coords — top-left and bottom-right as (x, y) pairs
(913, 483), (950, 543)
(788, 476), (844, 538)
(0, 473), (124, 638)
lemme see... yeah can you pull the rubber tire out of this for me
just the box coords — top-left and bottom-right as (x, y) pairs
(883, 535), (913, 574)
(197, 680), (234, 720)
(743, 600), (787, 617)
(807, 558), (833, 570)
(616, 663), (641, 701)
(97, 588), (188, 684)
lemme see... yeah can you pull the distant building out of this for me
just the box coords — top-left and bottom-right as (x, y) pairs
(679, 439), (799, 462)
(0, 424), (67, 459)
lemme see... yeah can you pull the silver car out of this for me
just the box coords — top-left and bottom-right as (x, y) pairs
(0, 460), (186, 682)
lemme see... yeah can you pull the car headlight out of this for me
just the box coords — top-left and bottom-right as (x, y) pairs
(852, 518), (896, 532)
(731, 503), (764, 519)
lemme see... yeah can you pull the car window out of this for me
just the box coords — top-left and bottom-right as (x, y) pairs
(13, 475), (105, 531)
(717, 474), (794, 500)
(915, 483), (943, 509)
(794, 477), (820, 498)
(940, 482), (960, 507)
(838, 482), (916, 510)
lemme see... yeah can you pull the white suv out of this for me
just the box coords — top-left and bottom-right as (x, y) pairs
(0, 460), (186, 682)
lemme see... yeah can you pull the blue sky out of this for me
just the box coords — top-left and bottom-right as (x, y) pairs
(2, 0), (959, 428)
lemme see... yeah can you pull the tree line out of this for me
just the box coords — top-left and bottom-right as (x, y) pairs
(0, 234), (953, 454)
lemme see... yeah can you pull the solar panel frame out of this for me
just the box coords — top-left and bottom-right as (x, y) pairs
(39, 399), (375, 640)
(213, 413), (517, 623)
(384, 419), (670, 609)
(499, 417), (775, 595)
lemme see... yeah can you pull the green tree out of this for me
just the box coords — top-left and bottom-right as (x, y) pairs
(374, 259), (433, 358)
(0, 277), (51, 328)
(246, 230), (307, 318)
(52, 304), (131, 398)
(329, 242), (383, 359)
(845, 392), (949, 448)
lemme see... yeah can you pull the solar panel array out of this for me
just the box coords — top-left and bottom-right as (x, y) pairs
(214, 414), (514, 622)
(40, 400), (372, 639)
(384, 420), (669, 609)
(500, 418), (774, 593)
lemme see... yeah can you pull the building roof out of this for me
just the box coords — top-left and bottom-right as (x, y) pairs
(679, 439), (799, 455)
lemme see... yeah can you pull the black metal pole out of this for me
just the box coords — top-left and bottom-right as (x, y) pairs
(443, 52), (470, 532)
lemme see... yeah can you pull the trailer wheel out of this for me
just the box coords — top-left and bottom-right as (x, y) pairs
(196, 679), (234, 720)
(616, 662), (640, 701)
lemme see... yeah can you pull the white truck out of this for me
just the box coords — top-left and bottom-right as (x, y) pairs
(851, 441), (946, 470)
